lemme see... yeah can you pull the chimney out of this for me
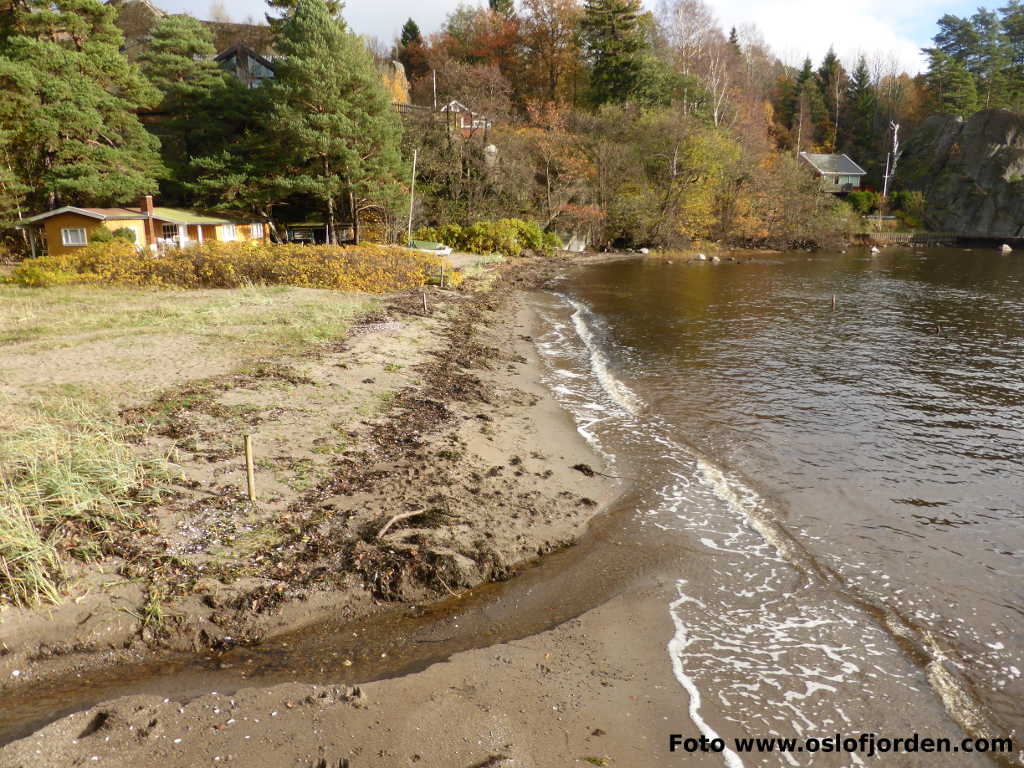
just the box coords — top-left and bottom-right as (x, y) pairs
(141, 195), (156, 248)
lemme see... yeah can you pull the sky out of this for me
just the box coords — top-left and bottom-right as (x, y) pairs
(164, 0), (984, 74)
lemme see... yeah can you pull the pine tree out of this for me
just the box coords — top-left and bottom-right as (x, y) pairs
(1001, 0), (1024, 108)
(265, 0), (343, 31)
(580, 0), (648, 105)
(269, 0), (403, 244)
(139, 15), (234, 201)
(924, 49), (979, 117)
(0, 0), (163, 209)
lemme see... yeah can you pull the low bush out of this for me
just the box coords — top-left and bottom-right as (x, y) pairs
(7, 240), (447, 292)
(416, 218), (562, 258)
(111, 227), (137, 243)
(847, 189), (880, 215)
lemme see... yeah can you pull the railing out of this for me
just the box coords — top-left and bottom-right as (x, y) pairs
(856, 232), (955, 245)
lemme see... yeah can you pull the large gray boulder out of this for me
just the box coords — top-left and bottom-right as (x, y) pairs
(900, 109), (1024, 237)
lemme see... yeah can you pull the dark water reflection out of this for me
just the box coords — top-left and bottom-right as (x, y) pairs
(561, 248), (1024, 733)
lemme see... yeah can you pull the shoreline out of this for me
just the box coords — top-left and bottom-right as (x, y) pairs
(0, 255), (621, 748)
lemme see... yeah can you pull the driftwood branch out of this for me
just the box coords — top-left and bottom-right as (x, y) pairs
(377, 509), (426, 539)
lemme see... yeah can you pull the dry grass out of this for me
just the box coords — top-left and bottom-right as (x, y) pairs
(0, 283), (381, 606)
(0, 283), (379, 356)
(0, 398), (170, 606)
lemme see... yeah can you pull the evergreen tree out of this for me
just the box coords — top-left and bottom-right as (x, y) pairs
(816, 47), (846, 152)
(842, 56), (876, 176)
(1001, 0), (1024, 108)
(138, 15), (234, 201)
(789, 58), (827, 150)
(0, 0), (162, 209)
(580, 0), (648, 105)
(397, 17), (429, 82)
(400, 17), (422, 47)
(269, 0), (403, 244)
(924, 48), (979, 116)
(265, 0), (343, 31)
(727, 26), (740, 54)
(970, 7), (1010, 108)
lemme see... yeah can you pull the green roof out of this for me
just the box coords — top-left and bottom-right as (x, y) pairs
(151, 208), (232, 225)
(799, 153), (867, 175)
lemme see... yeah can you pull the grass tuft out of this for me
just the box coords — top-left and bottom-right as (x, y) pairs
(0, 397), (169, 606)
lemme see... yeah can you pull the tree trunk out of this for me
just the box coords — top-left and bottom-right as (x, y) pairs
(349, 189), (360, 245)
(324, 157), (336, 245)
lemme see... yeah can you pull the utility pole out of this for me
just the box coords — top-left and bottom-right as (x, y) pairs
(407, 148), (418, 243)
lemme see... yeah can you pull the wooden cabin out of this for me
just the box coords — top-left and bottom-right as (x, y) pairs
(799, 152), (867, 193)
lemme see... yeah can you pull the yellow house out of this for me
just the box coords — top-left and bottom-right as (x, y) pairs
(25, 196), (270, 256)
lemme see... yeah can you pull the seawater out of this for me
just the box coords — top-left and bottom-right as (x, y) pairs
(532, 249), (1024, 766)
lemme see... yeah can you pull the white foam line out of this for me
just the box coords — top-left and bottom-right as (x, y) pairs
(669, 584), (745, 768)
(564, 296), (642, 416)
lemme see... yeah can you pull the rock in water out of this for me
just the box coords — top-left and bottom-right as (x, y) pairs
(711, 255), (721, 263)
(870, 246), (881, 254)
(1000, 243), (1013, 253)
(695, 253), (706, 261)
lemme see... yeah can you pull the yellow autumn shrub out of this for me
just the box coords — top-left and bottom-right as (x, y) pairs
(9, 241), (449, 293)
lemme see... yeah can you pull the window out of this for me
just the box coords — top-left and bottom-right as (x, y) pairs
(161, 223), (178, 242)
(61, 227), (87, 246)
(221, 224), (237, 241)
(251, 222), (264, 239)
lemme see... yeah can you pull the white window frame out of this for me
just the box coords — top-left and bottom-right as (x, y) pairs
(251, 222), (264, 239)
(61, 227), (87, 246)
(221, 223), (237, 241)
(161, 223), (178, 243)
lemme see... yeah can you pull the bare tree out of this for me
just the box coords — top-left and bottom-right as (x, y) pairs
(208, 0), (232, 24)
(658, 0), (717, 76)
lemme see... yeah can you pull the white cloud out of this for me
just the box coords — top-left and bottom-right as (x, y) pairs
(683, 0), (945, 74)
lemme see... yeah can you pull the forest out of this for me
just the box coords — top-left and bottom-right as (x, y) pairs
(2, 0), (1023, 253)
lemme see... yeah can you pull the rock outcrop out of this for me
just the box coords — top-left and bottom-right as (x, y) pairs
(900, 109), (1024, 237)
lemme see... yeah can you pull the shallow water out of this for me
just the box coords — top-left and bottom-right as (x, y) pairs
(534, 248), (1023, 761)
(2, 249), (1021, 765)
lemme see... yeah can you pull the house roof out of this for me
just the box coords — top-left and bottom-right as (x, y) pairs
(800, 152), (867, 175)
(151, 207), (231, 225)
(25, 206), (146, 223)
(26, 205), (258, 226)
(214, 43), (275, 73)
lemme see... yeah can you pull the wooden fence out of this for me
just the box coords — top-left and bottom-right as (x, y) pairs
(856, 232), (956, 246)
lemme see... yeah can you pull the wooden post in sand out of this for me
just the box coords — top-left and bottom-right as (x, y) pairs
(832, 294), (837, 311)
(440, 264), (445, 288)
(244, 434), (257, 503)
(422, 292), (428, 314)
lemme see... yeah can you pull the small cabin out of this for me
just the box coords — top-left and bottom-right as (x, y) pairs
(440, 100), (492, 138)
(799, 152), (867, 193)
(24, 196), (269, 256)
